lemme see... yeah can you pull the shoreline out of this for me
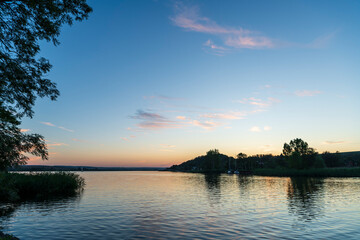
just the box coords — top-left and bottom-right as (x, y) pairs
(164, 167), (360, 178)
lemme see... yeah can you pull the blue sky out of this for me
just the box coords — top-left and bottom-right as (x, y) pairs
(22, 0), (360, 167)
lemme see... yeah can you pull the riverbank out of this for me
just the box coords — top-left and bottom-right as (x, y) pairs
(0, 231), (18, 240)
(253, 167), (360, 177)
(0, 172), (85, 202)
(166, 167), (360, 177)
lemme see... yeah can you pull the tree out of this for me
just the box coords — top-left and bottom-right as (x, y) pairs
(282, 138), (318, 169)
(0, 1), (92, 171)
(236, 152), (247, 170)
(206, 149), (220, 171)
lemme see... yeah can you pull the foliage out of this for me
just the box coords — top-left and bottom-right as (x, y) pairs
(205, 149), (220, 171)
(0, 172), (85, 202)
(322, 151), (341, 167)
(282, 138), (318, 169)
(253, 167), (360, 177)
(0, 0), (92, 170)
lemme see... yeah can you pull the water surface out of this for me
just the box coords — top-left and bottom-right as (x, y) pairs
(1, 172), (360, 239)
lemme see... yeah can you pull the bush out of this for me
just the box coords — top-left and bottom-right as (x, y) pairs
(0, 172), (85, 202)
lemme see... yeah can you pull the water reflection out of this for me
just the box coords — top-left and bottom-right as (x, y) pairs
(287, 177), (324, 222)
(2, 172), (360, 239)
(204, 174), (221, 206)
(0, 193), (82, 234)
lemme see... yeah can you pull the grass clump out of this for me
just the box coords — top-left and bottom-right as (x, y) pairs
(0, 172), (85, 202)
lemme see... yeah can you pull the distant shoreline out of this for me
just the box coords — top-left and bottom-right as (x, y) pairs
(8, 165), (166, 172)
(165, 167), (360, 177)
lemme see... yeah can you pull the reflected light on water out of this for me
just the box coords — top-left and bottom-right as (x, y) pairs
(1, 172), (360, 239)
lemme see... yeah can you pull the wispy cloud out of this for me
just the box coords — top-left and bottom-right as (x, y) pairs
(191, 120), (222, 130)
(41, 122), (74, 132)
(250, 126), (271, 132)
(295, 90), (322, 97)
(58, 126), (74, 132)
(131, 110), (180, 130)
(143, 95), (184, 101)
(250, 126), (261, 132)
(121, 137), (129, 141)
(171, 4), (336, 54)
(72, 138), (88, 143)
(322, 140), (346, 145)
(20, 129), (30, 133)
(171, 4), (274, 53)
(47, 142), (68, 149)
(176, 116), (187, 120)
(203, 39), (228, 55)
(236, 97), (280, 108)
(41, 122), (56, 127)
(264, 126), (272, 131)
(200, 112), (245, 120)
(160, 144), (176, 152)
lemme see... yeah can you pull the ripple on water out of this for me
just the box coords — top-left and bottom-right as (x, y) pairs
(1, 172), (360, 239)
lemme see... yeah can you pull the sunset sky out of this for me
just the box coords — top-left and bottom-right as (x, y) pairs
(22, 0), (360, 167)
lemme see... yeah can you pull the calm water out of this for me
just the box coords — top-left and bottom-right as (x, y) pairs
(1, 172), (360, 239)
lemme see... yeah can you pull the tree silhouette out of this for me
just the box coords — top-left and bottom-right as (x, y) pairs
(283, 138), (319, 169)
(0, 0), (92, 171)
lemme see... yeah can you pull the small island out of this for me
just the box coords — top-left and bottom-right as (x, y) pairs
(166, 138), (360, 177)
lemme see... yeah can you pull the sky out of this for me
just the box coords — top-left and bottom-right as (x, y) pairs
(22, 0), (360, 167)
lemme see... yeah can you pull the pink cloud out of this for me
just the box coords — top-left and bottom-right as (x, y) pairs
(171, 4), (274, 51)
(238, 97), (280, 108)
(295, 90), (322, 97)
(176, 116), (187, 120)
(20, 129), (30, 132)
(191, 120), (222, 130)
(41, 122), (74, 132)
(41, 122), (56, 127)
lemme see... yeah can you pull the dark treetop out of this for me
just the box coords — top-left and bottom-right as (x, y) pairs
(0, 0), (92, 171)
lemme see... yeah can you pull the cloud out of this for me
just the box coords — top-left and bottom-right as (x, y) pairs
(176, 116), (187, 120)
(171, 4), (336, 54)
(295, 90), (321, 97)
(171, 4), (274, 52)
(121, 137), (129, 141)
(237, 97), (280, 108)
(192, 120), (222, 130)
(20, 129), (30, 132)
(131, 110), (180, 130)
(250, 126), (261, 132)
(203, 39), (228, 55)
(58, 126), (74, 132)
(264, 126), (271, 131)
(72, 138), (88, 143)
(143, 95), (184, 101)
(41, 122), (74, 132)
(41, 122), (56, 127)
(160, 144), (176, 148)
(200, 112), (245, 120)
(47, 142), (68, 149)
(322, 140), (346, 145)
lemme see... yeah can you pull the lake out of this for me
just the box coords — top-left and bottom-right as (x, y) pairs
(1, 171), (360, 239)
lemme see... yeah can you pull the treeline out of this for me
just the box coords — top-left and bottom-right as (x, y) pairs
(168, 138), (360, 173)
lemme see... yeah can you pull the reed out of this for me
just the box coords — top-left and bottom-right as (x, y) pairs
(0, 172), (85, 202)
